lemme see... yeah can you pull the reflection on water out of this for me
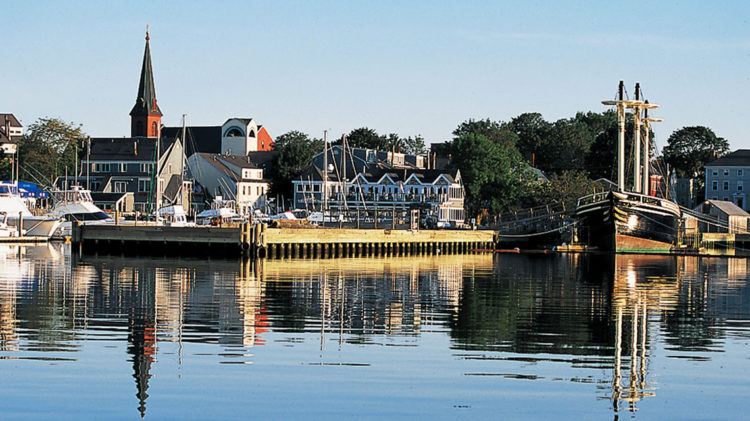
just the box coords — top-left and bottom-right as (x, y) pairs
(0, 245), (749, 419)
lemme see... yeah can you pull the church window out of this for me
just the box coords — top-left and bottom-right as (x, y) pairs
(151, 121), (158, 137)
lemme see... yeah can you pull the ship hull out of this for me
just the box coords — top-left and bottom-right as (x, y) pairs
(576, 192), (680, 253)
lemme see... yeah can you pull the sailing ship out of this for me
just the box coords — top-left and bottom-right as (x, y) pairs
(575, 82), (681, 253)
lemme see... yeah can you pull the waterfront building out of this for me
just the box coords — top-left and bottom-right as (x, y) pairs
(704, 149), (750, 210)
(187, 153), (270, 215)
(161, 119), (274, 157)
(693, 200), (750, 233)
(0, 113), (22, 154)
(292, 145), (466, 226)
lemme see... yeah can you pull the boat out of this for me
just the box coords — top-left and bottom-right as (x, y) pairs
(576, 190), (681, 253)
(0, 182), (62, 238)
(0, 212), (17, 238)
(157, 205), (193, 227)
(48, 185), (113, 236)
(575, 82), (680, 253)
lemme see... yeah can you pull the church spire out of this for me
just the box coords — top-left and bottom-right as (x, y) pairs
(130, 27), (163, 138)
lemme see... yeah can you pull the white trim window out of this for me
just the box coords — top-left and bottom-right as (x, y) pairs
(739, 169), (744, 177)
(113, 181), (128, 193)
(738, 181), (744, 191)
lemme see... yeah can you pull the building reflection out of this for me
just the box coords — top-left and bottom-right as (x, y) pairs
(2, 246), (750, 418)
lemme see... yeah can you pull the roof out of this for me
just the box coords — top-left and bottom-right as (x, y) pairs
(194, 153), (270, 182)
(162, 126), (221, 156)
(129, 35), (162, 117)
(224, 118), (254, 125)
(89, 137), (172, 161)
(298, 163), (459, 185)
(696, 200), (750, 217)
(705, 150), (750, 167)
(162, 174), (183, 203)
(0, 113), (21, 127)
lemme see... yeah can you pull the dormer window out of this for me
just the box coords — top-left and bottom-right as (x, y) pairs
(224, 127), (244, 137)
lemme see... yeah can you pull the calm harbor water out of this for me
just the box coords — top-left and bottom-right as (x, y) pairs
(0, 245), (749, 420)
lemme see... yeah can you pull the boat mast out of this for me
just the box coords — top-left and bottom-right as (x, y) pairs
(633, 83), (642, 193)
(617, 81), (626, 191)
(155, 136), (161, 223)
(642, 102), (663, 196)
(322, 130), (328, 217)
(181, 114), (187, 206)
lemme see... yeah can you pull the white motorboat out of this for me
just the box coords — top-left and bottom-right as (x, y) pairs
(157, 205), (194, 227)
(48, 185), (113, 236)
(0, 212), (17, 238)
(0, 182), (62, 238)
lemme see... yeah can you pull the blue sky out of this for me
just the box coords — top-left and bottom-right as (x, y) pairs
(3, 1), (749, 150)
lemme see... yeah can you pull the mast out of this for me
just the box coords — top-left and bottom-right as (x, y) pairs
(155, 136), (161, 223)
(341, 134), (347, 211)
(180, 114), (187, 205)
(322, 130), (328, 218)
(633, 83), (642, 193)
(617, 81), (626, 191)
(643, 103), (663, 196)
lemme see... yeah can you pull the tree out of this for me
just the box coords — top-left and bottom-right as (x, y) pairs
(539, 119), (595, 174)
(533, 170), (600, 206)
(17, 117), (87, 186)
(453, 119), (518, 148)
(509, 112), (550, 163)
(449, 132), (534, 215)
(662, 126), (729, 178)
(345, 127), (385, 150)
(270, 130), (323, 196)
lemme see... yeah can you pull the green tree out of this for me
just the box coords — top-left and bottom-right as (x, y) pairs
(509, 112), (550, 163)
(345, 127), (385, 150)
(449, 132), (534, 215)
(533, 170), (600, 206)
(662, 126), (729, 178)
(17, 117), (87, 186)
(270, 130), (323, 196)
(453, 119), (518, 147)
(540, 119), (595, 174)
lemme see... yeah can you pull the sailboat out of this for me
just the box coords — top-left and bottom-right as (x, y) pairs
(575, 82), (681, 253)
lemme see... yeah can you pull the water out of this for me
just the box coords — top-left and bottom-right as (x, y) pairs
(0, 245), (749, 420)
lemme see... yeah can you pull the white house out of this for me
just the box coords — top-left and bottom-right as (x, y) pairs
(187, 153), (269, 215)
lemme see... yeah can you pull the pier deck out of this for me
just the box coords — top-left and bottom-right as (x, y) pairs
(73, 223), (497, 259)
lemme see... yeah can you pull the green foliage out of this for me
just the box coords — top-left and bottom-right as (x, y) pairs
(452, 118), (518, 147)
(271, 130), (323, 196)
(343, 127), (427, 155)
(663, 126), (729, 178)
(449, 132), (534, 215)
(509, 112), (550, 161)
(17, 117), (87, 186)
(533, 170), (600, 206)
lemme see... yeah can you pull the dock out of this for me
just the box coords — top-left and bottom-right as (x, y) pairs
(72, 223), (498, 259)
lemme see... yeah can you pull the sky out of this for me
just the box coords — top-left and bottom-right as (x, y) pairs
(3, 1), (749, 151)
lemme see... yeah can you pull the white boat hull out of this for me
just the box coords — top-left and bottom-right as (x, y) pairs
(6, 217), (63, 238)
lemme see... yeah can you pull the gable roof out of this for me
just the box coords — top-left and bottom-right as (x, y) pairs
(162, 126), (221, 156)
(0, 113), (22, 128)
(89, 137), (171, 161)
(697, 200), (750, 217)
(705, 150), (750, 167)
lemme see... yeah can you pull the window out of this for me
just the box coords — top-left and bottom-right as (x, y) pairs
(168, 164), (172, 174)
(119, 163), (127, 172)
(140, 163), (154, 173)
(724, 181), (729, 191)
(712, 180), (718, 191)
(92, 163), (111, 173)
(113, 181), (128, 193)
(151, 121), (158, 137)
(739, 181), (744, 191)
(739, 169), (744, 177)
(138, 179), (151, 192)
(724, 169), (730, 176)
(712, 170), (718, 176)
(91, 181), (101, 191)
(723, 197), (729, 201)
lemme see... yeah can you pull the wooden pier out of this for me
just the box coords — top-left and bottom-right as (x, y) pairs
(72, 223), (498, 259)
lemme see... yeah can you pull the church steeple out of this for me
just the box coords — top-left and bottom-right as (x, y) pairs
(130, 27), (163, 138)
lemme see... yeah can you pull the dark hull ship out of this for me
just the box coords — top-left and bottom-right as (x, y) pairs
(576, 191), (680, 253)
(574, 81), (681, 254)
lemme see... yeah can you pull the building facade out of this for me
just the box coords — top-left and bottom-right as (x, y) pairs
(292, 145), (466, 226)
(705, 150), (750, 210)
(187, 153), (270, 215)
